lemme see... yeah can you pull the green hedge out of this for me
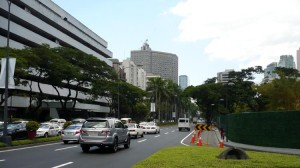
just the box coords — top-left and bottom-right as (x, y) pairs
(221, 111), (300, 149)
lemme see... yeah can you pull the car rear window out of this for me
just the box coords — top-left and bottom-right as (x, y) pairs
(179, 119), (188, 122)
(82, 120), (108, 128)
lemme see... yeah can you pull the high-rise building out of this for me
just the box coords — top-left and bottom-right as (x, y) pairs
(179, 75), (189, 90)
(121, 59), (147, 90)
(0, 0), (113, 117)
(217, 69), (234, 83)
(278, 55), (296, 69)
(130, 40), (178, 84)
(262, 62), (278, 83)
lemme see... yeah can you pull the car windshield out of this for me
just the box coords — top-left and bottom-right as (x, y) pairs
(83, 120), (108, 128)
(7, 124), (18, 129)
(66, 125), (81, 130)
(39, 124), (50, 129)
(127, 124), (136, 128)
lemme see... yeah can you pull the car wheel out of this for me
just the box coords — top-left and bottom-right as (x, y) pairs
(110, 137), (118, 153)
(63, 140), (68, 144)
(44, 133), (48, 138)
(141, 133), (144, 138)
(124, 135), (130, 149)
(135, 134), (138, 139)
(81, 145), (90, 153)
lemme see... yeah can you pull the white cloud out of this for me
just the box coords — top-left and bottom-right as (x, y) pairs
(170, 0), (300, 68)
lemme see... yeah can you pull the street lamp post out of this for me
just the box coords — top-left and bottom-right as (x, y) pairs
(2, 0), (14, 146)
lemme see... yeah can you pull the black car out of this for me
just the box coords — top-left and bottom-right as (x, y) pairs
(0, 122), (28, 140)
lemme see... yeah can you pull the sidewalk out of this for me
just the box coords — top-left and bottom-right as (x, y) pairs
(213, 129), (300, 155)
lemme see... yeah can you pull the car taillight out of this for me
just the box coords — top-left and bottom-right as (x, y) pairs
(75, 130), (80, 134)
(100, 130), (111, 135)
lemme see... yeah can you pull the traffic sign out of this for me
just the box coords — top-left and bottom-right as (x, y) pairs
(195, 124), (212, 131)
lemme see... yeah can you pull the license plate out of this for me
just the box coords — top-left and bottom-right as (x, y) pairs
(87, 131), (98, 136)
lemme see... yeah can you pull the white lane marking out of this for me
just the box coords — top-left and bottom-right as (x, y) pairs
(171, 130), (175, 132)
(164, 132), (169, 134)
(138, 139), (147, 143)
(0, 159), (5, 162)
(52, 162), (73, 168)
(154, 135), (160, 138)
(55, 146), (78, 151)
(181, 131), (195, 146)
(0, 142), (62, 153)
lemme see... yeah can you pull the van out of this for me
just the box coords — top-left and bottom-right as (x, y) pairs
(178, 118), (190, 131)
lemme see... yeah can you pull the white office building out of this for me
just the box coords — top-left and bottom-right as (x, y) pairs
(0, 0), (113, 118)
(217, 69), (234, 83)
(121, 59), (147, 90)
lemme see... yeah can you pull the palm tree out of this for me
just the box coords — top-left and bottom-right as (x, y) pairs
(147, 77), (167, 122)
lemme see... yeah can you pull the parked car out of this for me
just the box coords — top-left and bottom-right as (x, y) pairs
(36, 122), (61, 138)
(126, 123), (144, 138)
(142, 122), (160, 134)
(61, 123), (83, 144)
(0, 121), (27, 140)
(71, 118), (86, 124)
(79, 117), (130, 153)
(49, 118), (66, 128)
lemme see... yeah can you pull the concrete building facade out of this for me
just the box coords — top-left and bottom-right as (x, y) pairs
(130, 40), (178, 84)
(217, 69), (234, 83)
(0, 0), (113, 118)
(121, 59), (146, 90)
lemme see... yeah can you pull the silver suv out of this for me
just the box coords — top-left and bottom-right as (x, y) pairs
(79, 117), (130, 153)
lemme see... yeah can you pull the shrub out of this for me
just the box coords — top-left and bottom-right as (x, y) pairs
(26, 121), (39, 131)
(63, 121), (72, 129)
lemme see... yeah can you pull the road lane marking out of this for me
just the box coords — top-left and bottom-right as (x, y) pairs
(0, 159), (5, 162)
(0, 142), (62, 153)
(181, 131), (195, 146)
(154, 135), (160, 138)
(55, 146), (78, 151)
(52, 162), (73, 168)
(171, 130), (175, 132)
(164, 132), (169, 134)
(137, 139), (147, 143)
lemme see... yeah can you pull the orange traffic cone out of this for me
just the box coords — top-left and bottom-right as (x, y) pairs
(197, 137), (203, 146)
(219, 139), (224, 148)
(190, 134), (195, 143)
(197, 130), (201, 138)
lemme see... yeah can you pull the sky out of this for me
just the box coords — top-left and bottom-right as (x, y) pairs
(52, 0), (300, 86)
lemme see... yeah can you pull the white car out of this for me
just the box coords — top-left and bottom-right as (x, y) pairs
(36, 122), (61, 138)
(127, 123), (144, 138)
(142, 122), (160, 134)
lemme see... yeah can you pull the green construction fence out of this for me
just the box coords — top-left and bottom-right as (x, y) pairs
(220, 111), (300, 149)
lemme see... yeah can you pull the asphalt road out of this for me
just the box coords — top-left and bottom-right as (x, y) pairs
(0, 125), (220, 168)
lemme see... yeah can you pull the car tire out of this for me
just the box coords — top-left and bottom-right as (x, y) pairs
(141, 133), (144, 138)
(124, 135), (130, 149)
(81, 145), (90, 153)
(135, 134), (138, 139)
(44, 133), (48, 138)
(63, 140), (68, 144)
(110, 137), (118, 153)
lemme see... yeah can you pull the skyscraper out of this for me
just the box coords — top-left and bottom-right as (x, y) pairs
(130, 40), (178, 84)
(179, 75), (189, 90)
(278, 55), (296, 69)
